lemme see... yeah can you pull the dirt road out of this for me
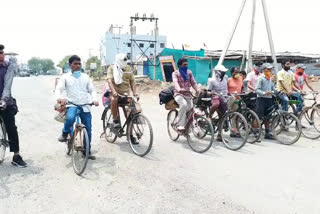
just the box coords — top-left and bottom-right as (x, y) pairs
(1, 76), (320, 214)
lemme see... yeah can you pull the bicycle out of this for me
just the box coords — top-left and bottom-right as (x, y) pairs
(235, 93), (262, 144)
(167, 95), (214, 153)
(295, 91), (320, 139)
(64, 102), (93, 176)
(102, 95), (153, 157)
(195, 92), (249, 151)
(0, 108), (8, 164)
(258, 92), (302, 145)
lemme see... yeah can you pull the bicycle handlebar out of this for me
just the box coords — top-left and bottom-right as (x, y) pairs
(67, 102), (94, 107)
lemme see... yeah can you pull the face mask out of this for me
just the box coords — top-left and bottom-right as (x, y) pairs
(179, 66), (188, 73)
(234, 74), (240, 79)
(265, 72), (272, 80)
(284, 66), (290, 71)
(72, 70), (81, 78)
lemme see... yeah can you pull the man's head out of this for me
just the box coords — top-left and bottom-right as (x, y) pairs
(231, 67), (241, 79)
(115, 53), (128, 69)
(213, 65), (228, 80)
(296, 63), (306, 76)
(240, 70), (247, 78)
(254, 61), (263, 73)
(261, 63), (273, 80)
(0, 44), (5, 63)
(177, 58), (188, 68)
(69, 55), (81, 72)
(281, 59), (291, 71)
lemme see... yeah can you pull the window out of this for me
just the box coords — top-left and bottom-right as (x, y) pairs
(127, 43), (131, 47)
(150, 43), (155, 48)
(160, 43), (165, 48)
(127, 53), (131, 60)
(139, 43), (144, 48)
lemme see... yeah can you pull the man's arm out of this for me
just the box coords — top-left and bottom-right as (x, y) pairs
(129, 74), (137, 96)
(305, 78), (315, 91)
(1, 64), (15, 101)
(255, 78), (265, 96)
(87, 78), (99, 106)
(246, 74), (255, 91)
(55, 76), (67, 104)
(172, 72), (182, 92)
(293, 80), (302, 92)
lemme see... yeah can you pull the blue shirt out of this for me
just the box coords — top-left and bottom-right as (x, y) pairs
(255, 75), (275, 98)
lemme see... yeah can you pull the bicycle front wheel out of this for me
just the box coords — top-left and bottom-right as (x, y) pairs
(128, 114), (153, 157)
(311, 107), (320, 133)
(272, 112), (301, 145)
(242, 109), (261, 143)
(186, 115), (214, 153)
(72, 127), (90, 175)
(0, 117), (7, 164)
(220, 112), (248, 151)
(300, 107), (320, 140)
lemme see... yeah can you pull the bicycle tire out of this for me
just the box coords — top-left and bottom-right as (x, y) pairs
(167, 110), (180, 141)
(0, 117), (7, 164)
(186, 115), (214, 153)
(299, 107), (320, 140)
(72, 127), (90, 175)
(128, 114), (153, 157)
(271, 112), (301, 145)
(241, 109), (261, 144)
(311, 107), (320, 133)
(220, 112), (248, 151)
(102, 107), (117, 143)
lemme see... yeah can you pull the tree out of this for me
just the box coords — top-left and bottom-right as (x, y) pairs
(58, 55), (73, 71)
(27, 57), (55, 73)
(85, 56), (102, 80)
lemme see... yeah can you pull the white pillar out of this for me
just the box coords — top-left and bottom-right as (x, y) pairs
(216, 0), (247, 77)
(261, 0), (278, 72)
(247, 0), (256, 73)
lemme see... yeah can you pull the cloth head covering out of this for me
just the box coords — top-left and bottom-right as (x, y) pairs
(113, 53), (128, 85)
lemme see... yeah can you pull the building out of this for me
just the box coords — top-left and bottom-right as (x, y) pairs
(100, 26), (167, 67)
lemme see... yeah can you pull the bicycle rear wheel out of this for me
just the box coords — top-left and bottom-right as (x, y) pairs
(167, 110), (180, 141)
(102, 107), (117, 143)
(72, 127), (90, 175)
(272, 112), (301, 145)
(0, 117), (7, 164)
(242, 109), (261, 143)
(128, 114), (153, 157)
(300, 107), (320, 139)
(186, 115), (214, 153)
(220, 112), (248, 151)
(311, 107), (320, 133)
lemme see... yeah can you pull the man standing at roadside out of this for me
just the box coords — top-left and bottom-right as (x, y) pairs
(0, 44), (27, 167)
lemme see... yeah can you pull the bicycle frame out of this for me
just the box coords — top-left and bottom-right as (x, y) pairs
(110, 96), (139, 138)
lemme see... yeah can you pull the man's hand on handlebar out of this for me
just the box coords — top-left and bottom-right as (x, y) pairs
(0, 100), (7, 110)
(93, 101), (99, 107)
(57, 98), (67, 106)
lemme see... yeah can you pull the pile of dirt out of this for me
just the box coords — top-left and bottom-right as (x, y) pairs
(136, 77), (173, 94)
(93, 77), (173, 95)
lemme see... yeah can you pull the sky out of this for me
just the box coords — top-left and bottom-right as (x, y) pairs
(1, 0), (320, 65)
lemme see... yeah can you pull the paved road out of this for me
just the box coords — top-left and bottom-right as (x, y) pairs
(0, 76), (319, 214)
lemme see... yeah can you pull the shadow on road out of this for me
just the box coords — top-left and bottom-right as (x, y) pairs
(0, 159), (43, 199)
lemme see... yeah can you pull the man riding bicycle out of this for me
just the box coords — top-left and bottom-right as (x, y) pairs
(55, 55), (99, 160)
(206, 65), (229, 141)
(0, 44), (27, 167)
(172, 58), (200, 131)
(106, 53), (139, 145)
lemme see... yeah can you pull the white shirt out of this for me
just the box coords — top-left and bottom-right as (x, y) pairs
(55, 72), (98, 112)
